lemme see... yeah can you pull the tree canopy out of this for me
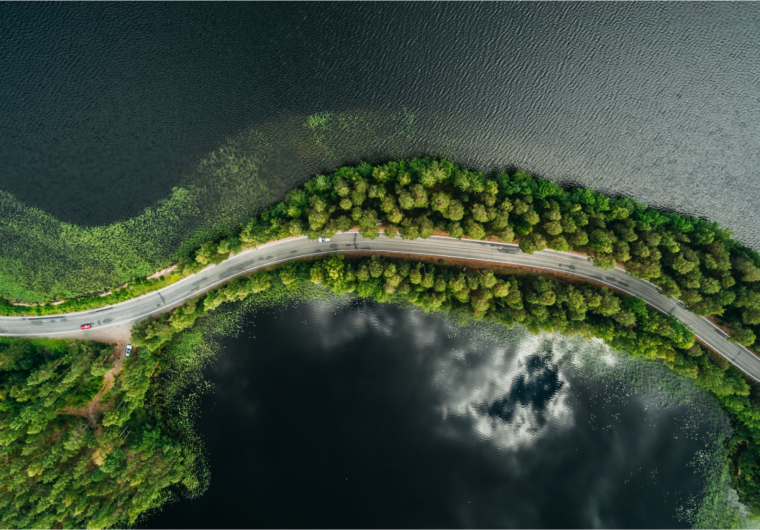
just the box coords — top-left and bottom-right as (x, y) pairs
(172, 158), (760, 355)
(0, 336), (203, 529)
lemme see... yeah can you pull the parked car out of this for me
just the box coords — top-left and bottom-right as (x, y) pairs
(318, 237), (331, 243)
(80, 323), (92, 330)
(125, 344), (133, 357)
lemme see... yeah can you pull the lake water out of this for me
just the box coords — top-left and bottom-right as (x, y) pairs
(0, 4), (754, 526)
(2, 4), (760, 247)
(146, 297), (731, 529)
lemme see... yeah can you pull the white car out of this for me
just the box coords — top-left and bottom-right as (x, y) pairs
(125, 344), (133, 357)
(318, 237), (331, 243)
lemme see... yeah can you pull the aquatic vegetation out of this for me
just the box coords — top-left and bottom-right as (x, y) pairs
(0, 186), (199, 303)
(0, 110), (417, 305)
(545, 334), (741, 528)
(0, 271), (186, 317)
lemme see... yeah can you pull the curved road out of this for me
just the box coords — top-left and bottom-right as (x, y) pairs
(2, 232), (760, 382)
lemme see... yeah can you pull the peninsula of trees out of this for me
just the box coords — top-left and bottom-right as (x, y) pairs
(177, 158), (760, 350)
(6, 159), (760, 356)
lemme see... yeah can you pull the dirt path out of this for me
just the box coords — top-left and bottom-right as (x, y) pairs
(57, 341), (126, 426)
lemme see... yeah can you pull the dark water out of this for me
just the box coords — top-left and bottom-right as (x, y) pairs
(146, 299), (725, 529)
(2, 4), (760, 246)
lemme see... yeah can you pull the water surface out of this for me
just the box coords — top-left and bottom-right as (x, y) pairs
(147, 298), (730, 528)
(2, 4), (760, 246)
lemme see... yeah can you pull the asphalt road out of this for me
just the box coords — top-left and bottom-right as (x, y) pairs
(3, 232), (760, 382)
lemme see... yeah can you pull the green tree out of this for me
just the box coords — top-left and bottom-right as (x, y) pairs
(194, 241), (218, 265)
(279, 262), (300, 289)
(518, 232), (547, 254)
(588, 229), (614, 254)
(445, 200), (465, 221)
(471, 203), (489, 223)
(431, 192), (451, 213)
(735, 258), (760, 282)
(568, 229), (589, 247)
(463, 218), (486, 240)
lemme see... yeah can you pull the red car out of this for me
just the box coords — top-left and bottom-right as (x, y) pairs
(80, 323), (92, 330)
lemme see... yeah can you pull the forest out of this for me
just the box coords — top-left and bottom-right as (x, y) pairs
(4, 252), (760, 527)
(0, 335), (203, 529)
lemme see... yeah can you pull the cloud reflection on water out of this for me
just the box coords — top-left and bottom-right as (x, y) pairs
(431, 336), (574, 453)
(151, 297), (727, 528)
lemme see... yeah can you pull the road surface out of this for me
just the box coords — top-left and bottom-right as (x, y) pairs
(2, 232), (759, 382)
